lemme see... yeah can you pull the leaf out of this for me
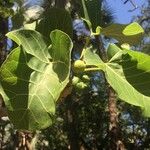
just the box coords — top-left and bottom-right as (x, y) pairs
(0, 29), (73, 130)
(83, 48), (103, 65)
(81, 0), (102, 31)
(83, 44), (150, 117)
(36, 8), (73, 39)
(107, 44), (121, 60)
(106, 46), (150, 116)
(101, 22), (144, 45)
(82, 47), (104, 70)
(81, 0), (90, 21)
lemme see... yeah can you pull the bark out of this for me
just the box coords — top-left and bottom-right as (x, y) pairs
(65, 95), (80, 150)
(108, 87), (125, 150)
(95, 35), (125, 149)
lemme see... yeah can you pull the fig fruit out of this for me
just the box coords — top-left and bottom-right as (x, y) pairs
(82, 75), (90, 82)
(72, 76), (80, 85)
(76, 81), (88, 90)
(73, 60), (86, 73)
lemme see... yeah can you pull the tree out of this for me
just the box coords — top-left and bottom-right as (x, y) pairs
(0, 0), (150, 150)
(134, 0), (150, 54)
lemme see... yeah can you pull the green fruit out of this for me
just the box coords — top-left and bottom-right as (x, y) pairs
(72, 76), (80, 85)
(121, 43), (130, 50)
(82, 75), (90, 82)
(73, 60), (86, 73)
(75, 81), (88, 90)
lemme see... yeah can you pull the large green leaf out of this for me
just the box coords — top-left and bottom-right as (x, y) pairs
(0, 29), (73, 130)
(81, 0), (102, 31)
(101, 22), (144, 45)
(82, 47), (103, 67)
(36, 8), (73, 39)
(83, 45), (150, 116)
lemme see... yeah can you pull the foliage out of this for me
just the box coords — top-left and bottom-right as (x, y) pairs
(83, 45), (150, 116)
(134, 1), (150, 54)
(0, 0), (150, 149)
(0, 29), (72, 130)
(0, 0), (14, 18)
(36, 8), (73, 39)
(101, 22), (144, 44)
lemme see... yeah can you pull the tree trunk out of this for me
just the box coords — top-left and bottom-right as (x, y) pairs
(108, 87), (125, 150)
(65, 95), (80, 150)
(95, 35), (125, 150)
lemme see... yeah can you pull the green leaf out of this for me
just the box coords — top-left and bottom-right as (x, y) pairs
(83, 44), (150, 117)
(83, 48), (103, 66)
(0, 29), (73, 130)
(107, 44), (122, 60)
(36, 8), (73, 39)
(105, 46), (150, 116)
(82, 47), (104, 70)
(81, 0), (102, 31)
(101, 22), (144, 45)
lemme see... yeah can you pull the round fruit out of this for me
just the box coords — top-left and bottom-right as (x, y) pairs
(75, 81), (88, 90)
(73, 60), (86, 73)
(72, 76), (80, 85)
(82, 75), (90, 82)
(121, 43), (130, 50)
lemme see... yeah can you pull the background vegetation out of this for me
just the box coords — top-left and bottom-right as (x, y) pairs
(0, 0), (150, 149)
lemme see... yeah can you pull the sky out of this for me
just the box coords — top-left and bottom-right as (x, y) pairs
(105, 0), (147, 24)
(27, 0), (147, 24)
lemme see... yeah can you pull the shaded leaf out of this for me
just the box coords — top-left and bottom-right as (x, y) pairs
(107, 44), (121, 60)
(0, 29), (73, 130)
(81, 0), (102, 31)
(36, 8), (73, 39)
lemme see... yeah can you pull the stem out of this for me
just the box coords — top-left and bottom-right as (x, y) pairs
(84, 67), (102, 72)
(95, 35), (107, 62)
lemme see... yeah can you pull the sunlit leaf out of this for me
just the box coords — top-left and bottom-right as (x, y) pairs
(83, 47), (103, 66)
(101, 22), (144, 45)
(0, 29), (73, 130)
(105, 47), (150, 116)
(83, 44), (150, 116)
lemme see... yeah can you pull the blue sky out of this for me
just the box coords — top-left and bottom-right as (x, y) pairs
(26, 0), (147, 24)
(105, 0), (147, 24)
